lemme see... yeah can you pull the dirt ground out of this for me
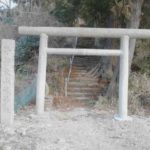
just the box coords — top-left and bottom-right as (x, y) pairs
(0, 107), (150, 150)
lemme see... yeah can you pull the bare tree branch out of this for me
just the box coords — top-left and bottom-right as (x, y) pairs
(0, 0), (10, 8)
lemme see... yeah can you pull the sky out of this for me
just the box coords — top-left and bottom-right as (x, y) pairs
(0, 0), (17, 9)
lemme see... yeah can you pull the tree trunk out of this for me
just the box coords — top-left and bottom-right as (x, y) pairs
(105, 0), (144, 99)
(127, 0), (144, 70)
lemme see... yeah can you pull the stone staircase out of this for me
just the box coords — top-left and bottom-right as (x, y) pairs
(67, 56), (101, 104)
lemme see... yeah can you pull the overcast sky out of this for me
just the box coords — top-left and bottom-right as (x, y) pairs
(0, 0), (17, 8)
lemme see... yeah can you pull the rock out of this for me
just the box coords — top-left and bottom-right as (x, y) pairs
(3, 128), (15, 135)
(16, 128), (26, 136)
(2, 145), (11, 150)
(20, 129), (26, 136)
(28, 114), (37, 119)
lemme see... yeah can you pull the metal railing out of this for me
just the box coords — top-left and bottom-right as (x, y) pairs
(65, 37), (78, 96)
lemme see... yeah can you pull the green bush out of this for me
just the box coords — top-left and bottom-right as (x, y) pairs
(15, 36), (39, 63)
(133, 40), (150, 76)
(2, 16), (14, 24)
(138, 57), (150, 76)
(50, 0), (81, 25)
(51, 0), (112, 26)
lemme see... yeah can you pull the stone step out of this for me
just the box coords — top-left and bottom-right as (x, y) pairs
(74, 61), (99, 63)
(73, 61), (99, 64)
(68, 81), (100, 85)
(71, 70), (88, 74)
(70, 67), (87, 70)
(67, 92), (99, 97)
(72, 66), (85, 69)
(70, 72), (90, 75)
(71, 72), (88, 76)
(68, 83), (101, 88)
(68, 81), (98, 86)
(70, 74), (93, 77)
(70, 74), (93, 78)
(67, 87), (100, 92)
(74, 58), (99, 61)
(69, 78), (98, 82)
(70, 72), (92, 75)
(71, 69), (85, 72)
(64, 56), (101, 103)
(71, 96), (98, 101)
(73, 63), (99, 66)
(74, 59), (99, 61)
(71, 72), (88, 74)
(69, 77), (95, 81)
(68, 83), (98, 86)
(74, 58), (100, 61)
(68, 83), (101, 89)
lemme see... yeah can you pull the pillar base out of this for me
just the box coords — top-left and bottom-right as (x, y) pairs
(114, 114), (132, 121)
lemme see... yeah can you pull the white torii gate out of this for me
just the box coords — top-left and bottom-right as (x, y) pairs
(19, 27), (150, 121)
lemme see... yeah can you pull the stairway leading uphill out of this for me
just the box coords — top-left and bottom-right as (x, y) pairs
(67, 56), (101, 104)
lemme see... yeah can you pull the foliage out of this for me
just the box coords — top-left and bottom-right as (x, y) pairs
(51, 0), (113, 26)
(129, 73), (150, 113)
(47, 56), (69, 72)
(41, 0), (55, 9)
(46, 56), (69, 95)
(15, 78), (36, 112)
(80, 0), (112, 26)
(52, 0), (144, 27)
(95, 72), (150, 114)
(136, 57), (150, 76)
(111, 0), (133, 22)
(133, 40), (150, 76)
(141, 1), (150, 28)
(51, 0), (81, 25)
(15, 36), (39, 63)
(2, 16), (14, 24)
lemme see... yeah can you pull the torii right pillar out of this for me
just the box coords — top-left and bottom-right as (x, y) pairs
(114, 35), (132, 121)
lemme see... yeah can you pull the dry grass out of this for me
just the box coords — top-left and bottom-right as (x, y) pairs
(95, 73), (150, 115)
(128, 72), (150, 115)
(94, 95), (117, 111)
(52, 96), (85, 110)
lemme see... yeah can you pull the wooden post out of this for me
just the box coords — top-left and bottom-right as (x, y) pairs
(36, 34), (48, 114)
(0, 39), (15, 125)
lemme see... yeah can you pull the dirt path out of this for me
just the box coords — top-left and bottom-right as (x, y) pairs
(0, 107), (150, 150)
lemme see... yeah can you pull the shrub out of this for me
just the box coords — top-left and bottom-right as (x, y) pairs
(15, 36), (39, 63)
(129, 73), (150, 114)
(133, 40), (150, 76)
(2, 16), (14, 24)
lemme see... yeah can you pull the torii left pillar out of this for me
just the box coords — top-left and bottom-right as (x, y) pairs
(0, 39), (15, 125)
(36, 34), (48, 114)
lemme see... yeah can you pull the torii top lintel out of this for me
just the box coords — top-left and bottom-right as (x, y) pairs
(19, 26), (150, 39)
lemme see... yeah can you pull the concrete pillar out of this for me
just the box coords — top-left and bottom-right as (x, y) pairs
(0, 39), (15, 125)
(36, 34), (48, 114)
(114, 35), (132, 121)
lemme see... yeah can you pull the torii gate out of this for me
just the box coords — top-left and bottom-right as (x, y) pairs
(1, 27), (150, 125)
(18, 27), (150, 121)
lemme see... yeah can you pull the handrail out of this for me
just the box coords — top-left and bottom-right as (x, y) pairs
(65, 37), (78, 96)
(68, 37), (78, 82)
